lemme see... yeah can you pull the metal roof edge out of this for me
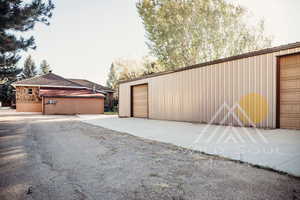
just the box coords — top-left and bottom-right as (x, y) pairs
(67, 78), (115, 92)
(12, 84), (88, 89)
(119, 41), (300, 84)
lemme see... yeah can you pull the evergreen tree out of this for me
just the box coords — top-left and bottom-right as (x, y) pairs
(0, 81), (15, 106)
(0, 0), (54, 81)
(106, 63), (118, 89)
(22, 55), (37, 78)
(39, 59), (51, 75)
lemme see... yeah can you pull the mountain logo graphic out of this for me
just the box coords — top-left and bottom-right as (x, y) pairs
(191, 102), (268, 147)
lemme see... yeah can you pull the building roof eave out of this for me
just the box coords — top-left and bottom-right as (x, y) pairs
(12, 84), (88, 89)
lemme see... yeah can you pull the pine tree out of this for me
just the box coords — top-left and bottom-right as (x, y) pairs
(39, 60), (51, 75)
(22, 55), (37, 78)
(0, 0), (54, 81)
(106, 63), (118, 89)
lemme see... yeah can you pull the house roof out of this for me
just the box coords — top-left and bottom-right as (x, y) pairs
(68, 79), (115, 93)
(12, 73), (86, 89)
(39, 88), (104, 98)
(119, 41), (300, 84)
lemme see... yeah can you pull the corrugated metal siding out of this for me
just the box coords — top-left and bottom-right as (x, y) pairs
(119, 47), (300, 128)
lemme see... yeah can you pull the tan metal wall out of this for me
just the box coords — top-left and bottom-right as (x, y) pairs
(119, 47), (300, 128)
(43, 97), (104, 115)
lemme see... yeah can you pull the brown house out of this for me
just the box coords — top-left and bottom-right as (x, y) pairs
(12, 72), (110, 115)
(68, 78), (115, 110)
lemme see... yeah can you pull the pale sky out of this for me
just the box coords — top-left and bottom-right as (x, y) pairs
(24, 0), (300, 85)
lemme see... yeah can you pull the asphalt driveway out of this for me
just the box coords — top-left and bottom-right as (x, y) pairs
(1, 111), (300, 200)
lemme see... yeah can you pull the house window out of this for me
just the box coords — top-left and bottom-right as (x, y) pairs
(47, 100), (57, 104)
(28, 88), (33, 95)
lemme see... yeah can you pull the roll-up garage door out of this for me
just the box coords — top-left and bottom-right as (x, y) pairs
(132, 84), (148, 118)
(279, 53), (300, 129)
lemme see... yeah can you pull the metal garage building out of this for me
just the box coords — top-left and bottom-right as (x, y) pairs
(119, 42), (300, 129)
